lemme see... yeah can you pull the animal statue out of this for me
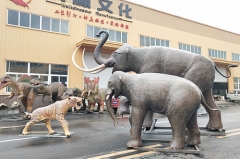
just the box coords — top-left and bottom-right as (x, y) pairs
(0, 101), (21, 111)
(81, 77), (99, 113)
(17, 74), (33, 83)
(0, 75), (41, 113)
(72, 31), (237, 130)
(30, 78), (67, 103)
(61, 87), (87, 112)
(94, 88), (106, 113)
(10, 101), (22, 110)
(61, 87), (83, 100)
(21, 97), (83, 136)
(105, 71), (219, 149)
(0, 103), (8, 110)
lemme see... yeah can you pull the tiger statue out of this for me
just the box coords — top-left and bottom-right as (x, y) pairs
(21, 97), (83, 136)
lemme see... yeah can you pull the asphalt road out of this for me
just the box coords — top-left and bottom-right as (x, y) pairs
(0, 101), (239, 159)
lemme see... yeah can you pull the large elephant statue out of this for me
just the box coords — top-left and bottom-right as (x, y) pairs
(104, 71), (219, 149)
(72, 31), (237, 130)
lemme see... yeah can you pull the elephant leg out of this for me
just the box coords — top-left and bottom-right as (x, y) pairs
(186, 113), (201, 146)
(183, 65), (222, 130)
(43, 119), (55, 134)
(167, 108), (189, 149)
(203, 88), (223, 130)
(142, 110), (153, 129)
(127, 106), (147, 148)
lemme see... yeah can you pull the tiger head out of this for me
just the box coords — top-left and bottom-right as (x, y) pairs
(67, 97), (83, 110)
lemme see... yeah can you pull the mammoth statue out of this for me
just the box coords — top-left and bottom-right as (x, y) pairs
(72, 31), (237, 130)
(104, 71), (219, 149)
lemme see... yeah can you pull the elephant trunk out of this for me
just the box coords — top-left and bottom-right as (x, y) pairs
(94, 31), (109, 65)
(106, 95), (118, 126)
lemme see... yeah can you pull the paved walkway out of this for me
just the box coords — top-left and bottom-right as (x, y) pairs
(215, 100), (240, 106)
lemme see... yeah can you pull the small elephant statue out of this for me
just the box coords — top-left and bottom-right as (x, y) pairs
(105, 71), (218, 149)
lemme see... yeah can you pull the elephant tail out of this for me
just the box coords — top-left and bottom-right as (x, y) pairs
(214, 64), (238, 78)
(200, 93), (219, 111)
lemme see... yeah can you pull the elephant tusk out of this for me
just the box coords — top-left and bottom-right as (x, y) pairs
(88, 64), (107, 72)
(72, 45), (107, 72)
(82, 48), (89, 69)
(106, 95), (110, 100)
(89, 67), (107, 74)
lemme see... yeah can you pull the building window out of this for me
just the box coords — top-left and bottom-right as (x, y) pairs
(61, 20), (69, 34)
(232, 53), (240, 62)
(42, 17), (51, 31)
(86, 25), (128, 43)
(8, 10), (18, 25)
(208, 49), (226, 59)
(179, 43), (201, 55)
(51, 19), (60, 32)
(234, 77), (240, 89)
(140, 35), (169, 47)
(7, 9), (69, 35)
(5, 61), (68, 92)
(31, 14), (40, 29)
(20, 12), (29, 27)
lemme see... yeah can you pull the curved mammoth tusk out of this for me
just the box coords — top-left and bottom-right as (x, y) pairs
(72, 45), (107, 72)
(82, 48), (88, 69)
(87, 64), (106, 72)
(82, 47), (107, 73)
(89, 67), (107, 74)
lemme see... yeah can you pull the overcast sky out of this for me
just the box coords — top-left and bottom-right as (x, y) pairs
(127, 0), (240, 34)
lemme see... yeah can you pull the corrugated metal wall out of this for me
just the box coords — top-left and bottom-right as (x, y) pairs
(1, 0), (240, 96)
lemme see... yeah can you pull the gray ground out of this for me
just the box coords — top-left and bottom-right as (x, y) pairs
(0, 100), (239, 159)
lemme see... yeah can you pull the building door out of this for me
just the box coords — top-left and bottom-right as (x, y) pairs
(213, 66), (228, 97)
(83, 51), (112, 89)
